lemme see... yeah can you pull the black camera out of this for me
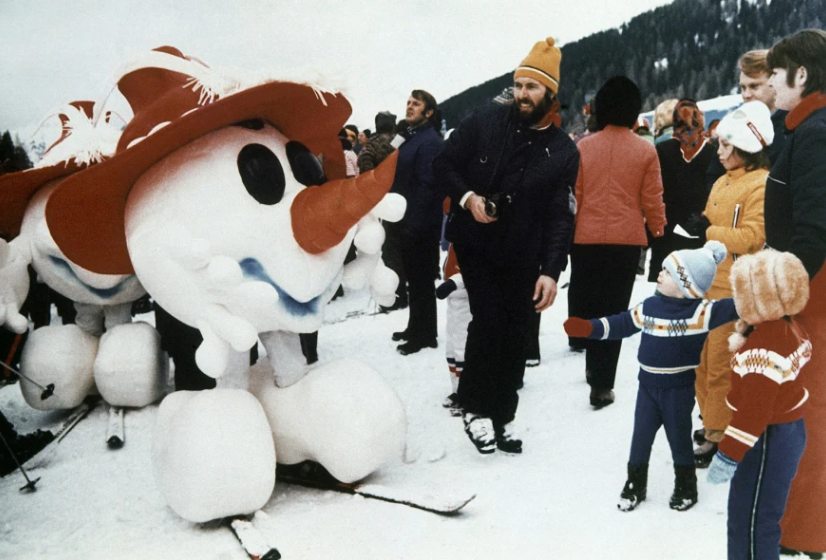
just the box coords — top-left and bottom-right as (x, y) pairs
(484, 193), (512, 218)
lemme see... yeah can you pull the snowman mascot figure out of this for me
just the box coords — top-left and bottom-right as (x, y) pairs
(0, 102), (167, 445)
(46, 47), (409, 523)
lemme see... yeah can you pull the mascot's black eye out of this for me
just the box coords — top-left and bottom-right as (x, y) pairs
(234, 119), (265, 130)
(286, 141), (327, 187)
(237, 143), (286, 205)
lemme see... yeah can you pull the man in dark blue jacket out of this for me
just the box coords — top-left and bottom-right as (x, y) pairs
(433, 37), (579, 454)
(390, 90), (445, 355)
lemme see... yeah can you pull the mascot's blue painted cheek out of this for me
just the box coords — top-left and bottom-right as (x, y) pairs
(238, 258), (322, 317)
(48, 256), (127, 299)
(237, 143), (286, 205)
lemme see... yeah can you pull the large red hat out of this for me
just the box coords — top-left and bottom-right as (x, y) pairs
(46, 46), (356, 274)
(0, 101), (116, 238)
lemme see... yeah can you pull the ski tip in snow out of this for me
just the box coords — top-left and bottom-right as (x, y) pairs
(228, 514), (282, 560)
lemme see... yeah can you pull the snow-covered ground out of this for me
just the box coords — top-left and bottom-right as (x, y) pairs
(0, 267), (731, 560)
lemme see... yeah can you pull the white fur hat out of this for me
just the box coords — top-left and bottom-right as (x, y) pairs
(716, 101), (775, 154)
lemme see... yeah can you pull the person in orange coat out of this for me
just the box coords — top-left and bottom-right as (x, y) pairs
(683, 101), (774, 467)
(568, 76), (666, 409)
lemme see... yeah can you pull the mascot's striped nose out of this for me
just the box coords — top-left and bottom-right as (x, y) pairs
(290, 151), (399, 254)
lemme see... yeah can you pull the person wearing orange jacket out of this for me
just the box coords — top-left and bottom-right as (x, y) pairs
(683, 101), (774, 467)
(568, 76), (666, 409)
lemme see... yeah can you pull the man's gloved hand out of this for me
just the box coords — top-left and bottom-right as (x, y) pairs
(684, 213), (711, 241)
(707, 451), (738, 484)
(436, 279), (458, 300)
(563, 317), (593, 338)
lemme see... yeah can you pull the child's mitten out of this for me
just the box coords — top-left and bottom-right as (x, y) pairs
(563, 317), (593, 338)
(707, 451), (738, 484)
(436, 279), (458, 300)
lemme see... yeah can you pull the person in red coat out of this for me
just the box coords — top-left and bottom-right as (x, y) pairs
(568, 76), (666, 408)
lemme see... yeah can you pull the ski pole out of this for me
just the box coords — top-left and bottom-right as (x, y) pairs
(0, 359), (54, 400)
(0, 429), (40, 492)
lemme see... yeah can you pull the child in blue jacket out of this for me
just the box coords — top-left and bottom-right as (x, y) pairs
(565, 240), (738, 511)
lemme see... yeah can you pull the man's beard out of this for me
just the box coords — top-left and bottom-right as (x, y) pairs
(513, 95), (552, 125)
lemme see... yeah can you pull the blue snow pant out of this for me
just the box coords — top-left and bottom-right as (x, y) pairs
(629, 378), (695, 467)
(728, 419), (806, 560)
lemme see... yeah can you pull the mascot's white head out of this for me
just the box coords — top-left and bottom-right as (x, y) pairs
(46, 47), (401, 345)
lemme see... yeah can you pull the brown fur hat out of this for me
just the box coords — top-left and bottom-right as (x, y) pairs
(730, 249), (810, 325)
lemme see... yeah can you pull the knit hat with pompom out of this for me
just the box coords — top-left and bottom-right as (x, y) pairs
(514, 37), (562, 93)
(664, 240), (727, 299)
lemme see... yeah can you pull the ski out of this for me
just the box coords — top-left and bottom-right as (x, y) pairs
(106, 407), (124, 449)
(276, 462), (476, 515)
(226, 512), (281, 560)
(22, 396), (102, 466)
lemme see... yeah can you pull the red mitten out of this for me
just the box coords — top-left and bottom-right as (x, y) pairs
(564, 317), (593, 338)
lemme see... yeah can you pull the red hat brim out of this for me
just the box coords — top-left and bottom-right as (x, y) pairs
(46, 81), (351, 275)
(0, 162), (83, 238)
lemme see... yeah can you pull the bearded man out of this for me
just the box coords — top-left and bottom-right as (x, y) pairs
(433, 36), (579, 454)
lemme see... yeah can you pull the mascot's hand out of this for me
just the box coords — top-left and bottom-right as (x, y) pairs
(342, 193), (406, 308)
(137, 224), (278, 377)
(0, 238), (32, 334)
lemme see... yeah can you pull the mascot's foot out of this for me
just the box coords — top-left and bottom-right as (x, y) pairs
(250, 358), (407, 483)
(94, 322), (168, 407)
(152, 389), (275, 523)
(19, 325), (98, 410)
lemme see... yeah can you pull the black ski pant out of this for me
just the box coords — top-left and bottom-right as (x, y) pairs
(526, 310), (541, 363)
(382, 221), (408, 309)
(154, 304), (216, 391)
(568, 244), (640, 390)
(400, 229), (439, 344)
(454, 246), (537, 426)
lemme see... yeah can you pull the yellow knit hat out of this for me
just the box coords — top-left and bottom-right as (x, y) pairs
(514, 37), (561, 93)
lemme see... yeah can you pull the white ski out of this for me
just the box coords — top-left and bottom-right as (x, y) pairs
(228, 511), (281, 560)
(276, 462), (476, 515)
(106, 407), (124, 449)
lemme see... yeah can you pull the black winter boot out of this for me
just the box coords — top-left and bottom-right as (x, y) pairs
(670, 465), (698, 511)
(694, 440), (718, 468)
(618, 463), (648, 512)
(493, 422), (522, 454)
(462, 413), (496, 454)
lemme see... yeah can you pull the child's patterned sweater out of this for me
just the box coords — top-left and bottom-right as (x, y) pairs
(719, 319), (812, 462)
(583, 294), (739, 388)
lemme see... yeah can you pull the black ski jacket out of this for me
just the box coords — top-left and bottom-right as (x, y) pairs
(434, 103), (579, 280)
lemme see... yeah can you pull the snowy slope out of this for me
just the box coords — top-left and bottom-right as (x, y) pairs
(0, 268), (731, 560)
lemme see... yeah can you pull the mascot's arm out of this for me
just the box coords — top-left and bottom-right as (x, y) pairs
(342, 193), (407, 307)
(0, 237), (33, 333)
(259, 330), (307, 388)
(130, 223), (279, 378)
